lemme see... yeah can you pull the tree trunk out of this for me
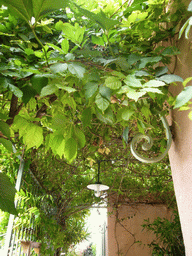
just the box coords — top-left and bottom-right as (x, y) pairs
(54, 247), (61, 256)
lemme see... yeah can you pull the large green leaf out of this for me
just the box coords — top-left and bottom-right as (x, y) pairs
(68, 63), (85, 79)
(95, 93), (109, 112)
(0, 0), (70, 24)
(139, 56), (162, 69)
(49, 134), (65, 157)
(64, 137), (77, 163)
(105, 76), (122, 90)
(50, 63), (68, 74)
(143, 80), (165, 88)
(31, 74), (48, 94)
(74, 127), (86, 149)
(73, 3), (119, 31)
(57, 22), (86, 45)
(0, 120), (10, 138)
(81, 108), (92, 128)
(21, 86), (37, 104)
(99, 86), (112, 101)
(141, 88), (163, 94)
(158, 75), (183, 84)
(0, 138), (13, 152)
(124, 74), (142, 88)
(9, 84), (23, 98)
(23, 124), (44, 150)
(13, 116), (30, 138)
(84, 82), (98, 100)
(126, 89), (146, 101)
(96, 107), (114, 124)
(40, 84), (57, 97)
(174, 86), (192, 109)
(0, 172), (17, 215)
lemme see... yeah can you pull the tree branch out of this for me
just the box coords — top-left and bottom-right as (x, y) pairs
(6, 94), (23, 125)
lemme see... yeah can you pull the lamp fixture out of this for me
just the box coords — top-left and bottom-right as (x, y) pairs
(87, 160), (109, 197)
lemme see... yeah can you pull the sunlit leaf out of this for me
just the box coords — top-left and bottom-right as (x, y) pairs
(74, 127), (86, 149)
(141, 88), (163, 94)
(143, 80), (165, 88)
(174, 86), (192, 108)
(50, 63), (68, 73)
(126, 90), (146, 101)
(73, 4), (119, 31)
(61, 39), (69, 54)
(13, 116), (30, 138)
(105, 76), (122, 90)
(64, 137), (77, 163)
(68, 63), (85, 79)
(49, 134), (65, 158)
(124, 75), (142, 88)
(183, 77), (192, 87)
(95, 93), (109, 112)
(8, 84), (23, 98)
(55, 84), (76, 93)
(158, 75), (183, 84)
(0, 0), (70, 24)
(23, 124), (43, 150)
(40, 84), (57, 97)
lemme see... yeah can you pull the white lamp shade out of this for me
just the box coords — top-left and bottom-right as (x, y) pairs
(87, 183), (109, 197)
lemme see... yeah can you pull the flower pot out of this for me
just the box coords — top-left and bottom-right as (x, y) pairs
(31, 241), (41, 255)
(34, 247), (40, 255)
(20, 241), (31, 254)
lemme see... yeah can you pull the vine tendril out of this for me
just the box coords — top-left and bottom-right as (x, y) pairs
(130, 116), (172, 163)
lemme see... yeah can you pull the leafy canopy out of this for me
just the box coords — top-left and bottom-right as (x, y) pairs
(0, 0), (187, 252)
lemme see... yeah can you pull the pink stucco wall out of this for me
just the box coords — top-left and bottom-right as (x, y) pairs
(168, 24), (192, 256)
(107, 203), (172, 256)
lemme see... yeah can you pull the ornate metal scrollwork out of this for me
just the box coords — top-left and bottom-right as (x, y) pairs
(130, 116), (172, 163)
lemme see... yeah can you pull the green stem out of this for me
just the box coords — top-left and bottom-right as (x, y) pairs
(110, 0), (131, 18)
(31, 27), (49, 66)
(106, 32), (115, 57)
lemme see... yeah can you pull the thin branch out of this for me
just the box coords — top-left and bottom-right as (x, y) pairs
(35, 94), (57, 119)
(110, 0), (134, 18)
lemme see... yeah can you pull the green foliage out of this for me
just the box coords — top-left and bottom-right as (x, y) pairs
(0, 172), (17, 215)
(179, 0), (192, 39)
(0, 210), (9, 247)
(142, 211), (185, 256)
(0, 0), (185, 161)
(0, 0), (187, 252)
(0, 0), (70, 25)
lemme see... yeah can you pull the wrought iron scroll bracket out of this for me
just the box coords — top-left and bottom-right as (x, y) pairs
(130, 115), (172, 163)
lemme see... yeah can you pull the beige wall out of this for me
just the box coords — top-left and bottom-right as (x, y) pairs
(107, 203), (172, 256)
(168, 21), (192, 256)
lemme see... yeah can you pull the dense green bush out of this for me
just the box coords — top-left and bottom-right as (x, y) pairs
(142, 210), (185, 256)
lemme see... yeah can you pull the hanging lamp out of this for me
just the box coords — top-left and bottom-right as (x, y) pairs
(87, 160), (109, 197)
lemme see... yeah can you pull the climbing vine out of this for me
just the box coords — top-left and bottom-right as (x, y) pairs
(0, 0), (189, 253)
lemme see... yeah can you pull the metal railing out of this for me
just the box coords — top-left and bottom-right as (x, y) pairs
(3, 158), (44, 256)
